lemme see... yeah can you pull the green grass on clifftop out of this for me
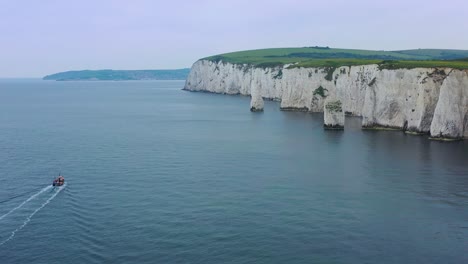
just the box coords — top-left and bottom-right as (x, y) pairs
(203, 47), (468, 69)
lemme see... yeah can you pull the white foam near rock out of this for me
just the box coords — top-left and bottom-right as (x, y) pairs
(324, 99), (344, 130)
(184, 60), (468, 140)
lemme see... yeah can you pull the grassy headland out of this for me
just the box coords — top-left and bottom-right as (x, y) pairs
(203, 47), (468, 69)
(43, 69), (190, 81)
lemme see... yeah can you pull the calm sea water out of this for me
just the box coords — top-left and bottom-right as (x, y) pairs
(0, 79), (467, 264)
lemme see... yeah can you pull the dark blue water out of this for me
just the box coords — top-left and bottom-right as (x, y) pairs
(0, 79), (467, 264)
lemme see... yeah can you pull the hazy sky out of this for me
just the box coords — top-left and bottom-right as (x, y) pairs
(1, 0), (467, 77)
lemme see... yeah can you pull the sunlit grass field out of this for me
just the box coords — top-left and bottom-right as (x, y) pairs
(204, 47), (468, 69)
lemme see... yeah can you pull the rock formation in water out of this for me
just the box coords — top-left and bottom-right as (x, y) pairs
(324, 99), (344, 130)
(250, 81), (264, 112)
(184, 60), (468, 140)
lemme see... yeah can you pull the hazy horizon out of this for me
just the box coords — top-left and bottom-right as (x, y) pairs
(1, 0), (467, 77)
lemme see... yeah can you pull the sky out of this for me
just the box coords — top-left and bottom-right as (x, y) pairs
(1, 0), (467, 77)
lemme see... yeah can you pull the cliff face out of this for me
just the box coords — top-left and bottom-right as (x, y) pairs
(430, 70), (468, 139)
(184, 60), (468, 140)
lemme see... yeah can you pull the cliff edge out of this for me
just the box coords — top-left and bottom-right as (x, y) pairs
(184, 59), (467, 140)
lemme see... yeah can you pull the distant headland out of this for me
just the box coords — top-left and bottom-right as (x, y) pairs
(43, 69), (190, 81)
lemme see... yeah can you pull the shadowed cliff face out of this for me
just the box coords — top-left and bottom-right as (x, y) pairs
(184, 60), (468, 140)
(430, 70), (468, 139)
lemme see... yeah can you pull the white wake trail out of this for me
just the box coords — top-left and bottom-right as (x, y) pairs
(0, 184), (65, 246)
(0, 185), (52, 221)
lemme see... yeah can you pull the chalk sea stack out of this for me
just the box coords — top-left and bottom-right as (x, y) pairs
(324, 99), (344, 130)
(250, 82), (264, 112)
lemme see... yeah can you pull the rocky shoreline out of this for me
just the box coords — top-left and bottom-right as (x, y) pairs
(184, 60), (468, 141)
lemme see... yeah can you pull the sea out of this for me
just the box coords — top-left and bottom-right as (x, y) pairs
(0, 79), (467, 264)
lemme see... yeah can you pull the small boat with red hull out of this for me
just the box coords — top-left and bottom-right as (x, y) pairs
(53, 175), (65, 186)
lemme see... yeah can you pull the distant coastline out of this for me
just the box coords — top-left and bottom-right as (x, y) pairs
(43, 69), (190, 81)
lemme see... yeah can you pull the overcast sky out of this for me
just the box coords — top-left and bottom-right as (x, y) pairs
(1, 0), (467, 77)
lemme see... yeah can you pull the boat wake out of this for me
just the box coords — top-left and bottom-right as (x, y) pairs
(0, 186), (52, 221)
(0, 188), (41, 204)
(0, 184), (66, 246)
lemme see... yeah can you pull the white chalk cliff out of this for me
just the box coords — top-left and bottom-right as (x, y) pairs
(184, 60), (468, 140)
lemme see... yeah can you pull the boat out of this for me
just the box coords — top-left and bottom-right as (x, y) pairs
(52, 175), (65, 186)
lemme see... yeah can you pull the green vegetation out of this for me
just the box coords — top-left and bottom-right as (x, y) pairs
(43, 69), (190, 81)
(273, 69), (283, 79)
(393, 49), (468, 60)
(289, 59), (382, 69)
(313, 86), (328, 97)
(325, 100), (343, 112)
(377, 60), (468, 70)
(203, 47), (468, 69)
(324, 67), (336, 81)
